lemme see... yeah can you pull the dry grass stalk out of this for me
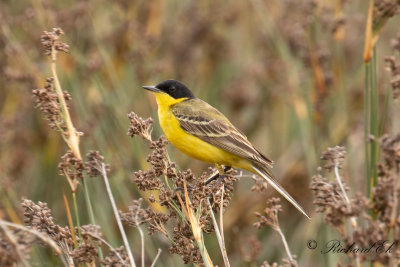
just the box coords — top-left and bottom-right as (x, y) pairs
(364, 0), (375, 63)
(34, 28), (83, 192)
(83, 232), (127, 266)
(208, 185), (230, 267)
(0, 219), (64, 265)
(48, 29), (82, 161)
(150, 248), (162, 267)
(0, 224), (30, 267)
(62, 192), (78, 249)
(254, 198), (297, 266)
(99, 162), (137, 267)
(364, 0), (400, 62)
(183, 180), (214, 267)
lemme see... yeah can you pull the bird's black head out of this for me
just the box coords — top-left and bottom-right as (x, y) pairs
(143, 80), (195, 99)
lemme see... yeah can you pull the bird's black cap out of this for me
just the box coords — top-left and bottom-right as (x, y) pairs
(143, 80), (195, 99)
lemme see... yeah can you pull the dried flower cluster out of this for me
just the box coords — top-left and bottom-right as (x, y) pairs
(127, 112), (153, 141)
(254, 197), (282, 231)
(0, 228), (37, 265)
(22, 199), (75, 250)
(85, 150), (111, 178)
(19, 198), (128, 266)
(120, 198), (169, 236)
(320, 145), (347, 170)
(40, 28), (69, 56)
(32, 78), (71, 132)
(101, 246), (129, 267)
(384, 31), (400, 99)
(373, 0), (400, 33)
(311, 139), (400, 264)
(125, 112), (241, 264)
(250, 173), (269, 193)
(253, 198), (298, 267)
(385, 56), (400, 99)
(58, 150), (84, 191)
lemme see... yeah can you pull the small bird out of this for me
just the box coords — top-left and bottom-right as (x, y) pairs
(143, 79), (309, 219)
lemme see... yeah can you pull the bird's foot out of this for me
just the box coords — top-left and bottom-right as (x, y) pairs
(173, 184), (195, 195)
(205, 166), (232, 185)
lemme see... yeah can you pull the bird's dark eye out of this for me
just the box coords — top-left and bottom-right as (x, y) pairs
(170, 87), (176, 93)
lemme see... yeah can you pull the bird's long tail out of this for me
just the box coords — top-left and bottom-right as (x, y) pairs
(252, 165), (310, 219)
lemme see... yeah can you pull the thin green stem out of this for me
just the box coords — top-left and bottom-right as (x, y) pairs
(364, 62), (371, 198)
(82, 178), (104, 261)
(197, 237), (212, 267)
(370, 47), (379, 192)
(72, 192), (82, 240)
(82, 179), (96, 229)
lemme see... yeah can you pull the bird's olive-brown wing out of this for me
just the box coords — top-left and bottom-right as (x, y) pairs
(171, 99), (273, 166)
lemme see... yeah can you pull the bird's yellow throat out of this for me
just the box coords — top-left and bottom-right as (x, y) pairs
(154, 92), (188, 109)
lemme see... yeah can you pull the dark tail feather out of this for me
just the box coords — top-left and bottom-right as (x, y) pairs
(252, 165), (310, 219)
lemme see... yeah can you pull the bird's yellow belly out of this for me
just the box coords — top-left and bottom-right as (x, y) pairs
(158, 108), (250, 170)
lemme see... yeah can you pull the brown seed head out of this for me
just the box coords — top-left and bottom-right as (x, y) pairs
(127, 112), (153, 141)
(40, 28), (69, 56)
(320, 146), (346, 171)
(32, 77), (69, 132)
(85, 150), (110, 178)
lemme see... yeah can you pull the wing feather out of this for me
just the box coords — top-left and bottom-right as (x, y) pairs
(172, 99), (273, 166)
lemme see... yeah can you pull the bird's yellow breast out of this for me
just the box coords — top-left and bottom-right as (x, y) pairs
(154, 93), (251, 170)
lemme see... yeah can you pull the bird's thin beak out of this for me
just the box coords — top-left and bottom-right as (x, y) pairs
(142, 85), (160, 92)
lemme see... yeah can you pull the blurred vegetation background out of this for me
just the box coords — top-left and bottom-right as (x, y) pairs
(1, 0), (399, 266)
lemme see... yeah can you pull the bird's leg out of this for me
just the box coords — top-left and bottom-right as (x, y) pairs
(216, 164), (225, 175)
(205, 165), (232, 185)
(173, 184), (195, 195)
(175, 165), (232, 195)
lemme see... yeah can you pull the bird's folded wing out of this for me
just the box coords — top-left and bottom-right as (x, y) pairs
(171, 99), (273, 166)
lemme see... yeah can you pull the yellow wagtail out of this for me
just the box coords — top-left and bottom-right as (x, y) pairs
(143, 79), (309, 219)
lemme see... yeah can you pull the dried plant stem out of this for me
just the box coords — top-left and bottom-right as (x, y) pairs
(182, 181), (213, 267)
(363, 0), (374, 63)
(134, 201), (145, 267)
(219, 185), (230, 267)
(276, 225), (293, 262)
(0, 219), (67, 265)
(207, 187), (230, 267)
(138, 226), (145, 267)
(62, 192), (78, 249)
(48, 43), (100, 262)
(390, 178), (400, 227)
(334, 165), (357, 228)
(0, 224), (30, 267)
(150, 249), (162, 267)
(333, 164), (361, 267)
(50, 46), (81, 161)
(334, 164), (351, 206)
(85, 232), (127, 265)
(389, 184), (400, 267)
(219, 185), (227, 261)
(101, 163), (136, 267)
